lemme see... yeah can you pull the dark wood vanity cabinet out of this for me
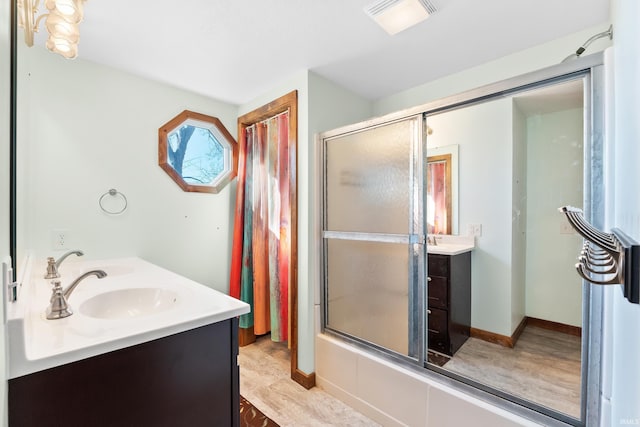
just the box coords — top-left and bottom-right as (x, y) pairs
(427, 252), (471, 356)
(9, 318), (240, 427)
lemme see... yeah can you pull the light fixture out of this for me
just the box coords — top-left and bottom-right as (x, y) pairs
(17, 0), (86, 59)
(364, 0), (437, 35)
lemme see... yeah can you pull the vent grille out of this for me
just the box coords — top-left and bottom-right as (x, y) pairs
(418, 0), (437, 14)
(364, 0), (437, 17)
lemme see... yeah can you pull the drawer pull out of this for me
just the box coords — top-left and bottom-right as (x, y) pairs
(427, 309), (432, 314)
(428, 329), (439, 334)
(427, 277), (432, 282)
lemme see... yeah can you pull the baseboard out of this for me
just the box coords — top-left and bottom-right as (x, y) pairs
(238, 326), (256, 347)
(470, 317), (527, 348)
(526, 317), (582, 337)
(510, 316), (528, 345)
(470, 327), (514, 348)
(471, 316), (581, 348)
(292, 368), (316, 390)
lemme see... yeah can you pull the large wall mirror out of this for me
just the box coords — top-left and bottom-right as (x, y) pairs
(425, 77), (589, 423)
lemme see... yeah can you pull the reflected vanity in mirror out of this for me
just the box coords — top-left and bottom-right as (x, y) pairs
(159, 110), (238, 193)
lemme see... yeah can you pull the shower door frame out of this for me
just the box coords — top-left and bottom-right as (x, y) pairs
(317, 52), (606, 427)
(319, 114), (427, 364)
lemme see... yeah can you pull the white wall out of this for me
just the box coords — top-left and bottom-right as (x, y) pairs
(17, 46), (239, 292)
(426, 99), (515, 336)
(372, 24), (613, 117)
(511, 104), (527, 333)
(524, 108), (584, 327)
(0, 0), (11, 423)
(307, 70), (374, 342)
(606, 0), (640, 424)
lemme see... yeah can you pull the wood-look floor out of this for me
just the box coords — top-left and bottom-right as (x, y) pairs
(238, 335), (380, 426)
(443, 325), (582, 418)
(239, 326), (581, 424)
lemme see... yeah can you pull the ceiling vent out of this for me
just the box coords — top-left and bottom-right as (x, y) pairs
(364, 0), (437, 35)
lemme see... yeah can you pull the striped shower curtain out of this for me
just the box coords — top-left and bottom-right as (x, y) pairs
(230, 112), (290, 342)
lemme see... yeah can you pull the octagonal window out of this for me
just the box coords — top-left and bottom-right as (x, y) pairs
(159, 110), (238, 193)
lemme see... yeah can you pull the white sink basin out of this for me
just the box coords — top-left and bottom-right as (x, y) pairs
(79, 288), (180, 319)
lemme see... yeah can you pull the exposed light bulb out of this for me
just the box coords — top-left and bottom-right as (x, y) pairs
(45, 14), (80, 41)
(45, 0), (84, 24)
(46, 35), (78, 59)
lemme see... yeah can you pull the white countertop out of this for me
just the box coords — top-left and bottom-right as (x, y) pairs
(427, 234), (475, 255)
(6, 255), (250, 379)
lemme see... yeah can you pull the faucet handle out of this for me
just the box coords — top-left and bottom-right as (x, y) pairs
(44, 257), (59, 279)
(46, 280), (73, 319)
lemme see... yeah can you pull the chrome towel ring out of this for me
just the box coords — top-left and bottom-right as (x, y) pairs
(99, 188), (128, 215)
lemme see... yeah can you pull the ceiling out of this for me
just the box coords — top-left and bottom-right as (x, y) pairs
(34, 0), (610, 105)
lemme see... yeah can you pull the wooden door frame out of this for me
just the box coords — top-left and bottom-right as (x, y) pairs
(237, 91), (313, 389)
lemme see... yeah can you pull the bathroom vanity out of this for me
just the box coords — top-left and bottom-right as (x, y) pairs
(9, 319), (239, 426)
(427, 248), (472, 356)
(6, 256), (249, 427)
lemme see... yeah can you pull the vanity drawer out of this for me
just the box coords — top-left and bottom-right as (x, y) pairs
(428, 307), (448, 354)
(427, 276), (448, 309)
(428, 254), (449, 277)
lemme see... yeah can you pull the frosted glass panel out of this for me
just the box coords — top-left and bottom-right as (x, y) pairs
(326, 239), (409, 356)
(325, 118), (416, 234)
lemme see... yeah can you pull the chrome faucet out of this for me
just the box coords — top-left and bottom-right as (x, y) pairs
(46, 270), (107, 320)
(44, 250), (84, 279)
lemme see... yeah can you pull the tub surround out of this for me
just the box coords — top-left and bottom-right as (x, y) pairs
(6, 254), (249, 378)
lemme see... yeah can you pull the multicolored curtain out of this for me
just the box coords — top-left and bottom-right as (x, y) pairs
(230, 112), (290, 342)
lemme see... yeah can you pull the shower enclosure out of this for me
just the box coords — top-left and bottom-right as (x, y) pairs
(319, 54), (606, 426)
(322, 115), (426, 361)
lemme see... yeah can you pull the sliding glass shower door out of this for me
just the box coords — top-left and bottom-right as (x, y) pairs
(321, 115), (425, 361)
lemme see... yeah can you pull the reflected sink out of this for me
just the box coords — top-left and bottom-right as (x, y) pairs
(79, 288), (180, 319)
(428, 243), (474, 255)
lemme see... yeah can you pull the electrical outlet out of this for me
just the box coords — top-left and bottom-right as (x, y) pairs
(52, 229), (69, 250)
(468, 223), (482, 237)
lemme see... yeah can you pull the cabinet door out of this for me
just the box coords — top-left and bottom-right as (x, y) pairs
(428, 307), (449, 354)
(427, 275), (448, 309)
